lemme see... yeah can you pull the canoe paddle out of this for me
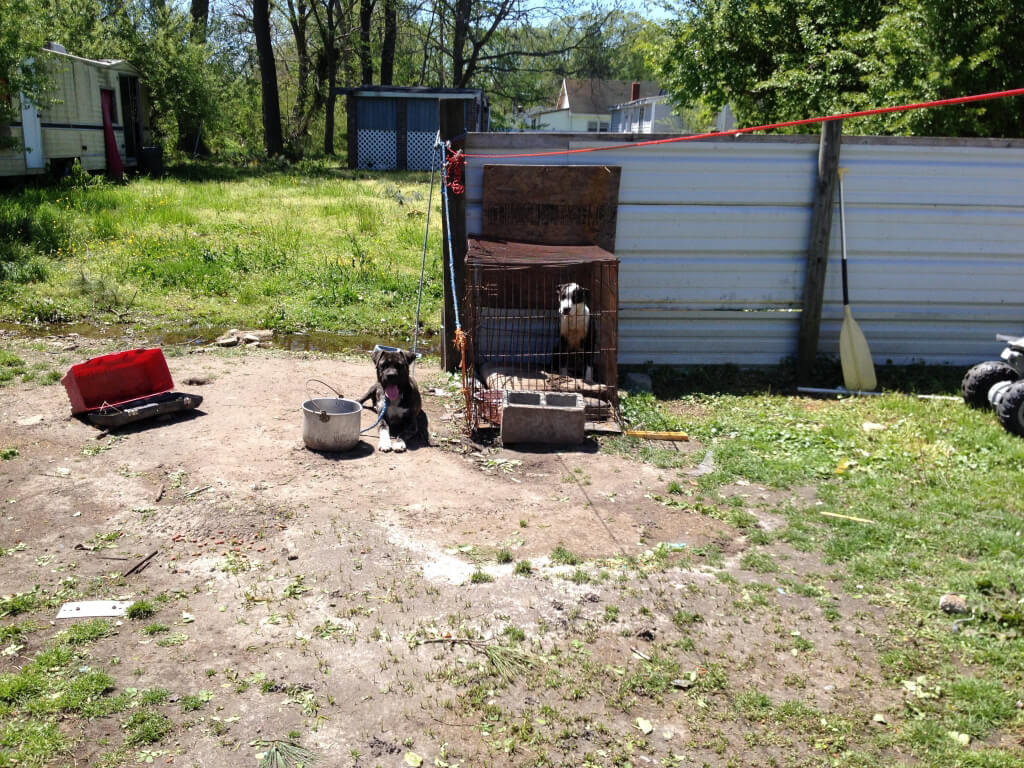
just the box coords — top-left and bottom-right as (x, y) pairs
(837, 168), (877, 392)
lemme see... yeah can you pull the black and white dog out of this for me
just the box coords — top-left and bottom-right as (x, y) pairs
(358, 347), (428, 452)
(554, 282), (595, 383)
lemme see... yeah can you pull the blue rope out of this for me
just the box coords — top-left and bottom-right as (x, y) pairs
(359, 395), (389, 433)
(440, 142), (462, 331)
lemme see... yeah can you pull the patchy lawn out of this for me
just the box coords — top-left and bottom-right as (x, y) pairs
(0, 332), (1022, 767)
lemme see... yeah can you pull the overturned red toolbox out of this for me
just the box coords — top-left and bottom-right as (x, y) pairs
(61, 347), (202, 428)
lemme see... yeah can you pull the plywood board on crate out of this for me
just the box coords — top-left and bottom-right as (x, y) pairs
(480, 165), (621, 252)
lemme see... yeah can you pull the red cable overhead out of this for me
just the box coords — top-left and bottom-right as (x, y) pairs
(463, 87), (1024, 159)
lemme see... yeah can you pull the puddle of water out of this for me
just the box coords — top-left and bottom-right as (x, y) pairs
(0, 322), (441, 356)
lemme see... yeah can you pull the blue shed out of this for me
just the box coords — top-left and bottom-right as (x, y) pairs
(339, 86), (489, 171)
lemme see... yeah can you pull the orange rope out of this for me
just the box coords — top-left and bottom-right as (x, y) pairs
(454, 328), (473, 429)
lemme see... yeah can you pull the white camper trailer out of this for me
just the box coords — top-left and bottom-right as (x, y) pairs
(1, 43), (152, 178)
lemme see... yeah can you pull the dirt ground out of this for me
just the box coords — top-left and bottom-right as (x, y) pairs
(0, 337), (896, 767)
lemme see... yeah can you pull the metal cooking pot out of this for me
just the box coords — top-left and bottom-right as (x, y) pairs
(302, 379), (362, 452)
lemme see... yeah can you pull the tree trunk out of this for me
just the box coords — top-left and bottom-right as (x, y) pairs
(419, 4), (435, 85)
(451, 0), (471, 87)
(379, 0), (396, 85)
(325, 78), (337, 155)
(189, 0), (210, 38)
(286, 0), (315, 154)
(359, 0), (374, 84)
(253, 0), (284, 156)
(178, 0), (211, 155)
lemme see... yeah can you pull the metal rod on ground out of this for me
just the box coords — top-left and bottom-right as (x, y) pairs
(411, 133), (440, 375)
(796, 386), (883, 397)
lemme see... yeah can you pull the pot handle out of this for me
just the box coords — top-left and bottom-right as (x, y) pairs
(306, 378), (343, 402)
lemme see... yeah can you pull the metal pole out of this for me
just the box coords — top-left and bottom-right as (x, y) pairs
(411, 133), (440, 374)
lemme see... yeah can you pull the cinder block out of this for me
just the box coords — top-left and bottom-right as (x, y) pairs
(500, 391), (585, 445)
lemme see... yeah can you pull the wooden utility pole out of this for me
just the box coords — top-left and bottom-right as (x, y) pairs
(440, 101), (467, 372)
(796, 120), (842, 382)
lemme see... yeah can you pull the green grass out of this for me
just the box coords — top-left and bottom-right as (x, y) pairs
(125, 600), (157, 620)
(180, 690), (213, 712)
(613, 370), (1024, 765)
(0, 619), (136, 765)
(550, 545), (582, 566)
(0, 350), (27, 386)
(122, 709), (173, 745)
(0, 168), (445, 336)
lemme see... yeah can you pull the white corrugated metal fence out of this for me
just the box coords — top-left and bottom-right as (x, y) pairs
(463, 133), (1024, 365)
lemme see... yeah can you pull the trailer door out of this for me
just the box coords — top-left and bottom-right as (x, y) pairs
(19, 95), (44, 169)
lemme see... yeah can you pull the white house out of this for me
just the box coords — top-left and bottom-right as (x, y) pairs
(610, 93), (737, 135)
(525, 79), (661, 132)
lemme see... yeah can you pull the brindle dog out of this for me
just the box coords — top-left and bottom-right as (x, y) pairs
(358, 348), (428, 452)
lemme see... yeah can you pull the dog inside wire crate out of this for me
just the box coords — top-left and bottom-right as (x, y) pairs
(465, 239), (618, 429)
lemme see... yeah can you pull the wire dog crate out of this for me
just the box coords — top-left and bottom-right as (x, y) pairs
(465, 238), (618, 429)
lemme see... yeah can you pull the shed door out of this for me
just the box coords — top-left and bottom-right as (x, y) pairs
(19, 95), (44, 169)
(356, 98), (397, 170)
(406, 99), (439, 171)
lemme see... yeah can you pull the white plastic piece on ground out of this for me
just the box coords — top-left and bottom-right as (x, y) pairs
(56, 600), (133, 619)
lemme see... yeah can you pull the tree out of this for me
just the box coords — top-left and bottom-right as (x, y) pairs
(284, 0), (317, 152)
(359, 0), (374, 83)
(309, 0), (357, 154)
(656, 0), (1024, 137)
(253, 0), (284, 154)
(379, 0), (397, 85)
(0, 0), (48, 150)
(190, 0), (211, 34)
(423, 0), (616, 88)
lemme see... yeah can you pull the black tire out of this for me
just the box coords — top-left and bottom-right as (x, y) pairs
(961, 361), (1019, 408)
(995, 380), (1024, 437)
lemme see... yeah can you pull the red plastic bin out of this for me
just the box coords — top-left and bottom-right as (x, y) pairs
(61, 348), (174, 414)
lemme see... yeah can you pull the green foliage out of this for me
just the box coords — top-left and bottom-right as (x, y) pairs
(126, 600), (157, 620)
(658, 0), (1024, 137)
(550, 545), (582, 566)
(0, 590), (38, 617)
(62, 619), (113, 645)
(619, 653), (680, 699)
(0, 0), (49, 150)
(179, 690), (213, 712)
(140, 688), (169, 706)
(123, 709), (173, 746)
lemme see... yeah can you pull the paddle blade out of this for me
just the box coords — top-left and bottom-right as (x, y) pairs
(839, 305), (877, 392)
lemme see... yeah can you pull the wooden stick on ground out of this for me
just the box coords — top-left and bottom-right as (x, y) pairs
(624, 430), (690, 442)
(123, 550), (159, 577)
(818, 510), (874, 524)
